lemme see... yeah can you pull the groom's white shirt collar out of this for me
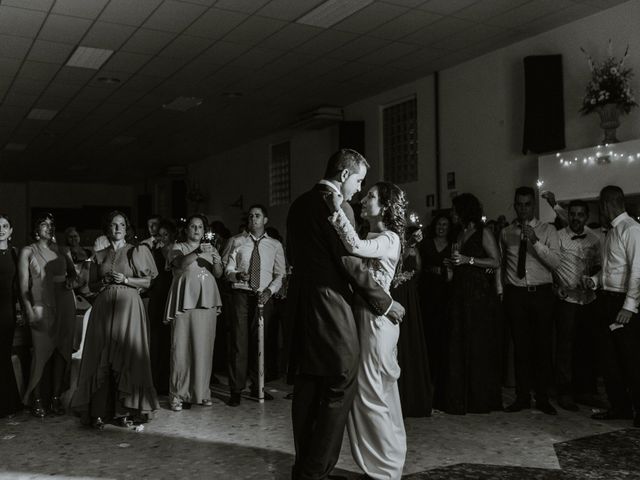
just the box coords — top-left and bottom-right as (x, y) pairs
(318, 179), (341, 196)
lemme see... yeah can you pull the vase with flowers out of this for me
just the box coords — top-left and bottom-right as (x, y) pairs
(580, 41), (637, 143)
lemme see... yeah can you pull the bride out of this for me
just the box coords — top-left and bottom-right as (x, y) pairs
(325, 181), (407, 480)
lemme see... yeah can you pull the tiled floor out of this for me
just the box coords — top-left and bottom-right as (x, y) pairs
(0, 382), (637, 479)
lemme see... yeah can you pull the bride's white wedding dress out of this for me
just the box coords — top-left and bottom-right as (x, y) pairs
(329, 209), (407, 480)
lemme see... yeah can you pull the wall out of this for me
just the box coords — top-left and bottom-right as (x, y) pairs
(180, 1), (640, 231)
(0, 181), (135, 247)
(439, 0), (640, 219)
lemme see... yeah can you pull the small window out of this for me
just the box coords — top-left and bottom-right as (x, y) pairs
(270, 141), (291, 206)
(383, 97), (418, 184)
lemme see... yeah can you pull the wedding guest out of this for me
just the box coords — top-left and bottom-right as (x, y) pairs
(140, 214), (161, 248)
(165, 214), (223, 411)
(418, 213), (451, 407)
(501, 187), (560, 415)
(225, 205), (285, 406)
(392, 225), (433, 417)
(550, 198), (602, 411)
(444, 193), (502, 414)
(147, 219), (176, 395)
(585, 186), (640, 428)
(0, 214), (22, 418)
(18, 215), (77, 418)
(62, 227), (91, 263)
(72, 211), (159, 429)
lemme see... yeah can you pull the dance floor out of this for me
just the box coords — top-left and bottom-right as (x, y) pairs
(0, 381), (638, 479)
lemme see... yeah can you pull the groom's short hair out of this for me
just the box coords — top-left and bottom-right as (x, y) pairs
(323, 149), (369, 180)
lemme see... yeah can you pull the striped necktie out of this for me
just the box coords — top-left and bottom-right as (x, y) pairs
(249, 236), (262, 291)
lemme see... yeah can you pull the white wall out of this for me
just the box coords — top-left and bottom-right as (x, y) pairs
(182, 0), (640, 232)
(439, 0), (640, 219)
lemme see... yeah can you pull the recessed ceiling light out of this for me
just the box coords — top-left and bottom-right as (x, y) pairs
(222, 91), (243, 99)
(96, 76), (121, 85)
(163, 96), (204, 112)
(3, 143), (27, 152)
(297, 0), (374, 28)
(27, 108), (58, 121)
(66, 46), (114, 70)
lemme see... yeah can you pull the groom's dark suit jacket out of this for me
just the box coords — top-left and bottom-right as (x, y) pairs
(286, 183), (392, 378)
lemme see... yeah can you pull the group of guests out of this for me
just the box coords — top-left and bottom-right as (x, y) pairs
(0, 206), (286, 429)
(410, 185), (639, 429)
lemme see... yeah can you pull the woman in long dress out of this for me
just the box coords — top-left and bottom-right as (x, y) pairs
(443, 193), (502, 414)
(326, 182), (407, 480)
(0, 214), (22, 418)
(164, 214), (222, 411)
(391, 226), (433, 418)
(18, 215), (77, 417)
(71, 211), (159, 429)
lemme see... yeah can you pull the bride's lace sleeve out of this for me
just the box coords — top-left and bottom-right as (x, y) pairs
(329, 208), (393, 259)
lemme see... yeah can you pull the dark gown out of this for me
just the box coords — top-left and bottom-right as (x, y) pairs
(147, 246), (172, 395)
(391, 252), (433, 417)
(443, 228), (502, 414)
(0, 249), (22, 417)
(418, 238), (451, 409)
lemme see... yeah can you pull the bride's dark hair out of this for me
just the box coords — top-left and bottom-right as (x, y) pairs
(374, 181), (408, 279)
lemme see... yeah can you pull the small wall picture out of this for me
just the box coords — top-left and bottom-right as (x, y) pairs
(447, 172), (456, 190)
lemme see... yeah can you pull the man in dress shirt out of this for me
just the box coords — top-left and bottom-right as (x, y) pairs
(584, 186), (640, 427)
(225, 204), (286, 406)
(140, 214), (161, 248)
(551, 198), (602, 411)
(500, 186), (561, 415)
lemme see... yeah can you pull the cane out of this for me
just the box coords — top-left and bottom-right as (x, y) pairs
(257, 302), (265, 404)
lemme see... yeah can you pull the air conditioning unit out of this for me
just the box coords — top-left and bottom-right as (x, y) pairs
(290, 106), (343, 130)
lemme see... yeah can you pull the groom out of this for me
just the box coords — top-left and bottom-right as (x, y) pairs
(286, 149), (405, 479)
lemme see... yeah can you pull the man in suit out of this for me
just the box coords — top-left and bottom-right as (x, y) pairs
(286, 149), (405, 480)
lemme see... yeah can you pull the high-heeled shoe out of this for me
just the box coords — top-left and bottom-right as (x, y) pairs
(31, 398), (46, 418)
(116, 416), (133, 428)
(50, 396), (65, 416)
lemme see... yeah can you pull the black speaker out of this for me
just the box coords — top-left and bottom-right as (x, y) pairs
(339, 121), (365, 156)
(522, 55), (565, 154)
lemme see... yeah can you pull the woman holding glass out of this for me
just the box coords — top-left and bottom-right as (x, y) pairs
(443, 193), (502, 414)
(72, 211), (158, 429)
(165, 214), (223, 411)
(19, 215), (77, 417)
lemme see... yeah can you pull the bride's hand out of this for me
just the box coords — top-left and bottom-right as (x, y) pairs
(324, 191), (343, 213)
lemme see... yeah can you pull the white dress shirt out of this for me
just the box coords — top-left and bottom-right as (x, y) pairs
(500, 218), (561, 287)
(592, 212), (640, 313)
(225, 232), (286, 294)
(555, 226), (601, 305)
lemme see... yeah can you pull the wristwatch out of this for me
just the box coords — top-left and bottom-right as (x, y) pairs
(469, 257), (475, 265)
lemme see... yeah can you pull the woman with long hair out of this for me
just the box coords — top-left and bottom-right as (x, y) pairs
(326, 181), (407, 479)
(443, 193), (502, 414)
(0, 214), (22, 417)
(18, 214), (77, 417)
(418, 213), (452, 408)
(72, 211), (159, 429)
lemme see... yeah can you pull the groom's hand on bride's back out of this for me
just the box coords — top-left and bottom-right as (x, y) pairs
(387, 301), (405, 324)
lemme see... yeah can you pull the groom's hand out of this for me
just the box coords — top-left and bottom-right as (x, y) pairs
(387, 301), (405, 324)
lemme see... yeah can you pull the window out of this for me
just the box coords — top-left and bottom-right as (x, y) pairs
(383, 97), (418, 184)
(270, 141), (291, 206)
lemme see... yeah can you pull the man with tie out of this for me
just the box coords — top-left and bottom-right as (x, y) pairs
(225, 205), (286, 406)
(550, 198), (602, 411)
(500, 186), (560, 415)
(584, 186), (640, 428)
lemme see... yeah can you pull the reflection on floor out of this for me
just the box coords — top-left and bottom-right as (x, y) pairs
(0, 382), (638, 479)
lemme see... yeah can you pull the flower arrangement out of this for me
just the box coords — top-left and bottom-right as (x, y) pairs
(580, 41), (637, 115)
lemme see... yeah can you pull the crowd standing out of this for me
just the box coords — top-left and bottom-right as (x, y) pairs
(1, 171), (639, 436)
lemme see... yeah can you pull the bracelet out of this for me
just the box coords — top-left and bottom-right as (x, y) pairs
(124, 276), (129, 284)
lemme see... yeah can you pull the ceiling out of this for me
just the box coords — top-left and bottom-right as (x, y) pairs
(0, 0), (629, 183)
